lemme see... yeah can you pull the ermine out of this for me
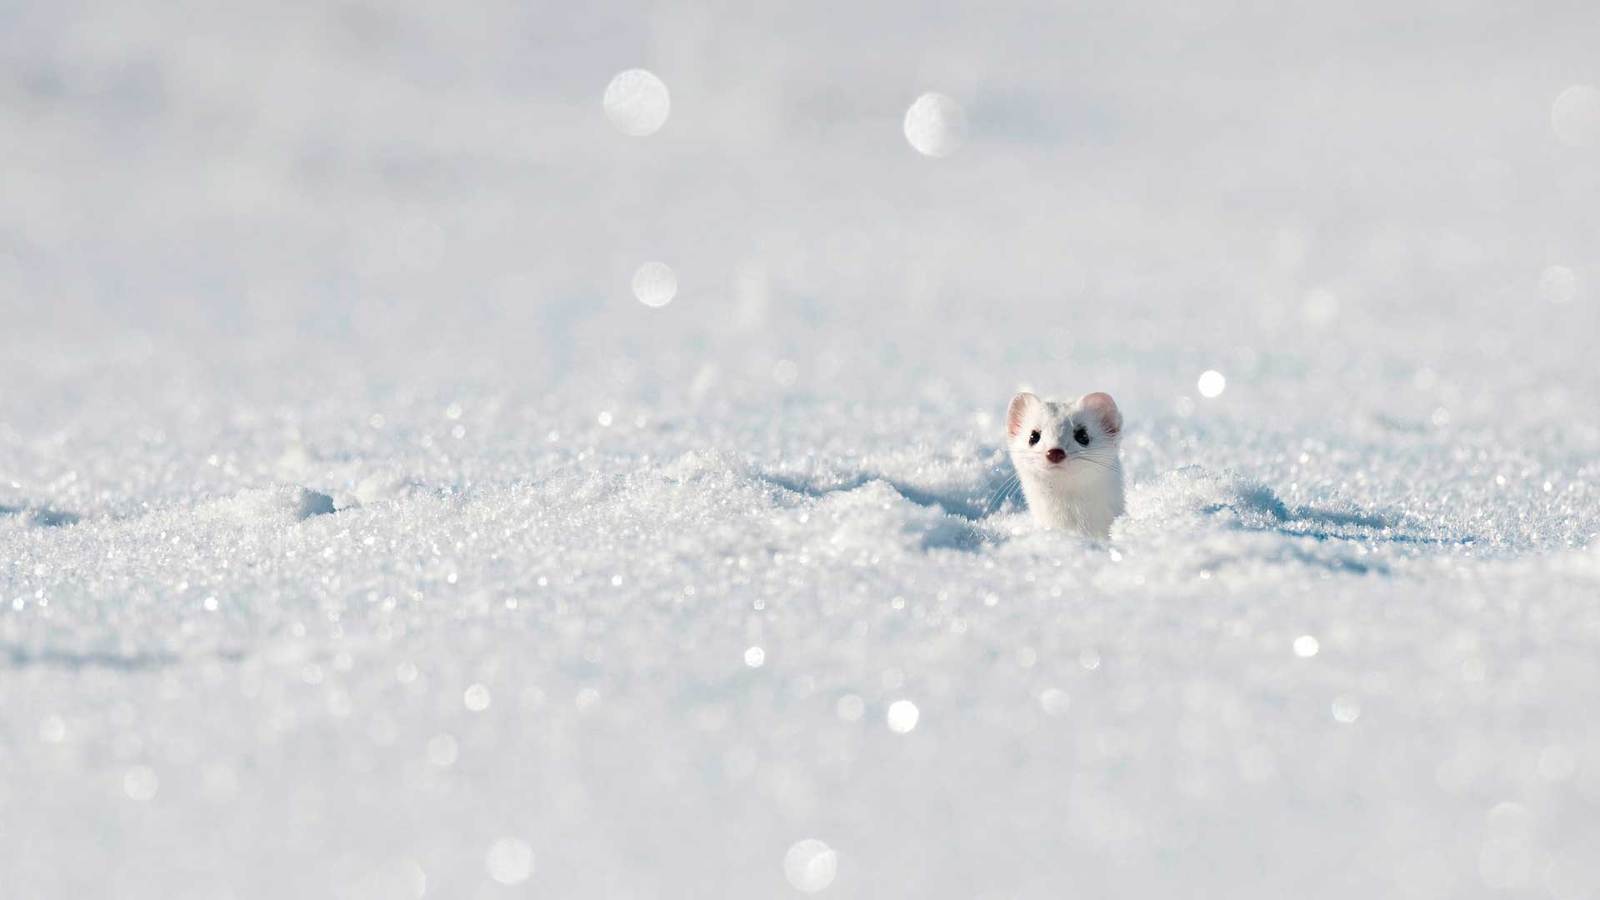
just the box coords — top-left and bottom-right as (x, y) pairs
(1005, 391), (1126, 539)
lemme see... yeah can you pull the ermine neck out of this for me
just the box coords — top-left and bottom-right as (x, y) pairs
(1020, 467), (1124, 539)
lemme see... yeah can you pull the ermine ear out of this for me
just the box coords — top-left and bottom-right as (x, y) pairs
(1007, 392), (1039, 437)
(1080, 392), (1121, 436)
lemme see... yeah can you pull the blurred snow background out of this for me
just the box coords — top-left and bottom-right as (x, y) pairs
(3, 1), (1600, 897)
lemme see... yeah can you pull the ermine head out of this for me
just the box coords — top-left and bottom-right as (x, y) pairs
(1005, 391), (1123, 481)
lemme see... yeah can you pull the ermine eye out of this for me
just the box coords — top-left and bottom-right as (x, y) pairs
(1074, 426), (1090, 446)
(1028, 430), (1041, 446)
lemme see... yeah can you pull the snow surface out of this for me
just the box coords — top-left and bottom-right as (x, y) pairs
(4, 2), (1600, 898)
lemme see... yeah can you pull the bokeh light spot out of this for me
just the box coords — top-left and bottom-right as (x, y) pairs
(784, 839), (838, 892)
(603, 69), (670, 136)
(886, 699), (920, 733)
(1039, 688), (1070, 716)
(903, 93), (967, 157)
(1551, 84), (1600, 148)
(633, 262), (677, 308)
(1540, 265), (1577, 304)
(835, 694), (865, 722)
(427, 733), (459, 767)
(485, 838), (534, 885)
(1303, 288), (1340, 325)
(123, 765), (159, 801)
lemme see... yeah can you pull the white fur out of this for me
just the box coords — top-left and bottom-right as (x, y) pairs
(1005, 391), (1126, 539)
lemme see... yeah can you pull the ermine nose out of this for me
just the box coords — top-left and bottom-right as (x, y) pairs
(1046, 448), (1066, 463)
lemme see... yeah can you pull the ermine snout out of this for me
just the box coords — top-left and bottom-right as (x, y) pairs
(1045, 448), (1066, 463)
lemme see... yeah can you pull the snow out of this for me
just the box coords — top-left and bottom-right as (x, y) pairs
(4, 1), (1600, 898)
